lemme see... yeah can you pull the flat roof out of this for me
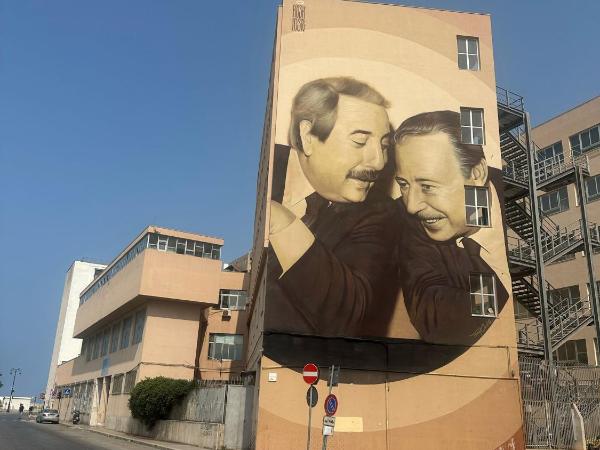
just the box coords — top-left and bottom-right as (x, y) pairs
(533, 95), (600, 130)
(343, 0), (490, 16)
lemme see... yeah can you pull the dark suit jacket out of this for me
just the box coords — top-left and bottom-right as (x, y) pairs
(265, 144), (399, 337)
(399, 168), (509, 346)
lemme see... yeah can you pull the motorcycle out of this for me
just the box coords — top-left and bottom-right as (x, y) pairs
(72, 410), (80, 425)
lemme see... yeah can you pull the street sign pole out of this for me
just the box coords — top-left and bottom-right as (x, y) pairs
(307, 387), (313, 450)
(322, 365), (335, 450)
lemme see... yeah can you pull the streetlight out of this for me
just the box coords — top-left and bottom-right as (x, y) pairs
(6, 368), (22, 413)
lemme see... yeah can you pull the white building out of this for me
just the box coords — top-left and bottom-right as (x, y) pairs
(45, 260), (106, 406)
(1, 396), (33, 413)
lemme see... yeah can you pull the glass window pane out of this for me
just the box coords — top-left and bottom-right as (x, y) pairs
(467, 38), (477, 54)
(461, 127), (471, 144)
(472, 110), (483, 127)
(476, 187), (488, 205)
(468, 55), (479, 70)
(457, 37), (467, 53)
(167, 237), (176, 252)
(460, 110), (470, 126)
(469, 274), (482, 294)
(481, 275), (495, 295)
(479, 208), (489, 226)
(473, 128), (484, 145)
(590, 126), (599, 145)
(582, 132), (591, 148)
(458, 53), (468, 69)
(465, 187), (476, 205)
(466, 206), (477, 225)
(471, 294), (483, 315)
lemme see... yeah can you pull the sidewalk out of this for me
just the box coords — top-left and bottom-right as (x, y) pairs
(24, 415), (203, 450)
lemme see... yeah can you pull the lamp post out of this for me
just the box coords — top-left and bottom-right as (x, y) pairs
(6, 368), (22, 413)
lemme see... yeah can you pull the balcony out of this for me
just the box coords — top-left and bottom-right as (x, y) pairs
(73, 227), (224, 337)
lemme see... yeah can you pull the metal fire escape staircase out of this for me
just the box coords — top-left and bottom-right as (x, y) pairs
(497, 87), (599, 356)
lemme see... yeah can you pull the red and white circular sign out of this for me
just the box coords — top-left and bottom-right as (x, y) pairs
(303, 363), (319, 385)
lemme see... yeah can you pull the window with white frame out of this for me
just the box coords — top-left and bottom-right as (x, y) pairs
(220, 290), (248, 310)
(457, 36), (479, 70)
(208, 334), (244, 361)
(132, 309), (146, 345)
(469, 273), (497, 317)
(585, 174), (600, 202)
(538, 141), (564, 163)
(465, 186), (490, 227)
(460, 108), (485, 145)
(570, 124), (600, 156)
(539, 186), (569, 214)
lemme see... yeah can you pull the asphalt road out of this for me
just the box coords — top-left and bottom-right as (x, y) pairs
(0, 413), (154, 450)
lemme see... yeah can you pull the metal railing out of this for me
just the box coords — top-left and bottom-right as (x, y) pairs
(541, 219), (597, 262)
(507, 236), (535, 264)
(535, 151), (590, 184)
(497, 86), (524, 111)
(519, 356), (600, 448)
(503, 160), (529, 184)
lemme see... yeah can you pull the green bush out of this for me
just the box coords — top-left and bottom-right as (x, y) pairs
(128, 376), (194, 428)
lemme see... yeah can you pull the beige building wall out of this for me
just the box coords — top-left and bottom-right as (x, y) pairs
(531, 96), (600, 366)
(52, 226), (250, 430)
(249, 1), (524, 449)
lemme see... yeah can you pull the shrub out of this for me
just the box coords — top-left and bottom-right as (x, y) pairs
(128, 376), (194, 427)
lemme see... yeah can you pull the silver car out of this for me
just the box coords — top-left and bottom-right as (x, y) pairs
(36, 409), (59, 424)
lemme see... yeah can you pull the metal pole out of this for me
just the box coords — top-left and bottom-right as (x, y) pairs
(523, 112), (554, 361)
(307, 387), (312, 450)
(6, 368), (21, 413)
(321, 366), (335, 450)
(574, 167), (600, 347)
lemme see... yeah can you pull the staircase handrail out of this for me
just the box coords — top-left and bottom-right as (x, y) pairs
(507, 236), (534, 262)
(540, 218), (588, 260)
(503, 160), (529, 184)
(497, 86), (524, 112)
(515, 197), (560, 239)
(535, 152), (590, 184)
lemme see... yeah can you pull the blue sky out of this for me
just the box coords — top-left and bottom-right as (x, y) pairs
(0, 0), (598, 397)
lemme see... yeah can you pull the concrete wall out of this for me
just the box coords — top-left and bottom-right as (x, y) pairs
(46, 260), (106, 404)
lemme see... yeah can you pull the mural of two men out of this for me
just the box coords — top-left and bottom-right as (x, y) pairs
(266, 76), (509, 349)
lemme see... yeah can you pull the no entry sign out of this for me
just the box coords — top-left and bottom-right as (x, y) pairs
(303, 363), (319, 384)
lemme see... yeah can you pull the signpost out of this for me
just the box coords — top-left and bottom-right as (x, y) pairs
(321, 366), (338, 450)
(324, 394), (338, 416)
(303, 363), (319, 450)
(303, 363), (319, 385)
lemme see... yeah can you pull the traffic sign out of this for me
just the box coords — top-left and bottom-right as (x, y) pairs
(63, 388), (72, 396)
(324, 394), (338, 416)
(303, 363), (319, 385)
(306, 386), (318, 407)
(323, 416), (336, 427)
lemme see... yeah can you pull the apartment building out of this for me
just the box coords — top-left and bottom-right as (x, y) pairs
(247, 1), (525, 448)
(52, 226), (248, 431)
(46, 260), (106, 407)
(532, 96), (600, 365)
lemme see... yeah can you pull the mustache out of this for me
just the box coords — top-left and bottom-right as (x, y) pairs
(346, 169), (380, 182)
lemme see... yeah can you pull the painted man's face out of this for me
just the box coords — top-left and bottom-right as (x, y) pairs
(394, 132), (484, 242)
(301, 95), (391, 203)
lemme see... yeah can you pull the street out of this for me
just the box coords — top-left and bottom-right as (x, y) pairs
(0, 413), (155, 450)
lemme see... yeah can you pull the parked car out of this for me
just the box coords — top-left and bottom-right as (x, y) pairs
(36, 409), (59, 424)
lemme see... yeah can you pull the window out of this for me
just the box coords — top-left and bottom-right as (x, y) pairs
(109, 324), (120, 353)
(539, 187), (569, 214)
(100, 329), (110, 357)
(548, 285), (580, 307)
(465, 186), (490, 227)
(553, 339), (588, 364)
(123, 370), (137, 394)
(111, 374), (124, 395)
(220, 290), (248, 310)
(94, 268), (104, 279)
(81, 339), (89, 362)
(586, 174), (600, 202)
(538, 141), (564, 163)
(469, 273), (497, 317)
(92, 334), (100, 359)
(460, 108), (485, 145)
(457, 36), (479, 70)
(208, 334), (244, 361)
(570, 124), (600, 156)
(120, 317), (133, 349)
(132, 310), (146, 345)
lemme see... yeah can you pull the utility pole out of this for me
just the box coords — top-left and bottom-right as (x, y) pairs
(6, 368), (22, 413)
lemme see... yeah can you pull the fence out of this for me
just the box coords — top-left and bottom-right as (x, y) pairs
(519, 356), (600, 448)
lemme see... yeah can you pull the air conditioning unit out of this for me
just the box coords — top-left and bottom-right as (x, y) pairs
(222, 309), (232, 318)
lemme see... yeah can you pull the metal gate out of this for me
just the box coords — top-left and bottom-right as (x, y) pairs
(519, 356), (600, 448)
